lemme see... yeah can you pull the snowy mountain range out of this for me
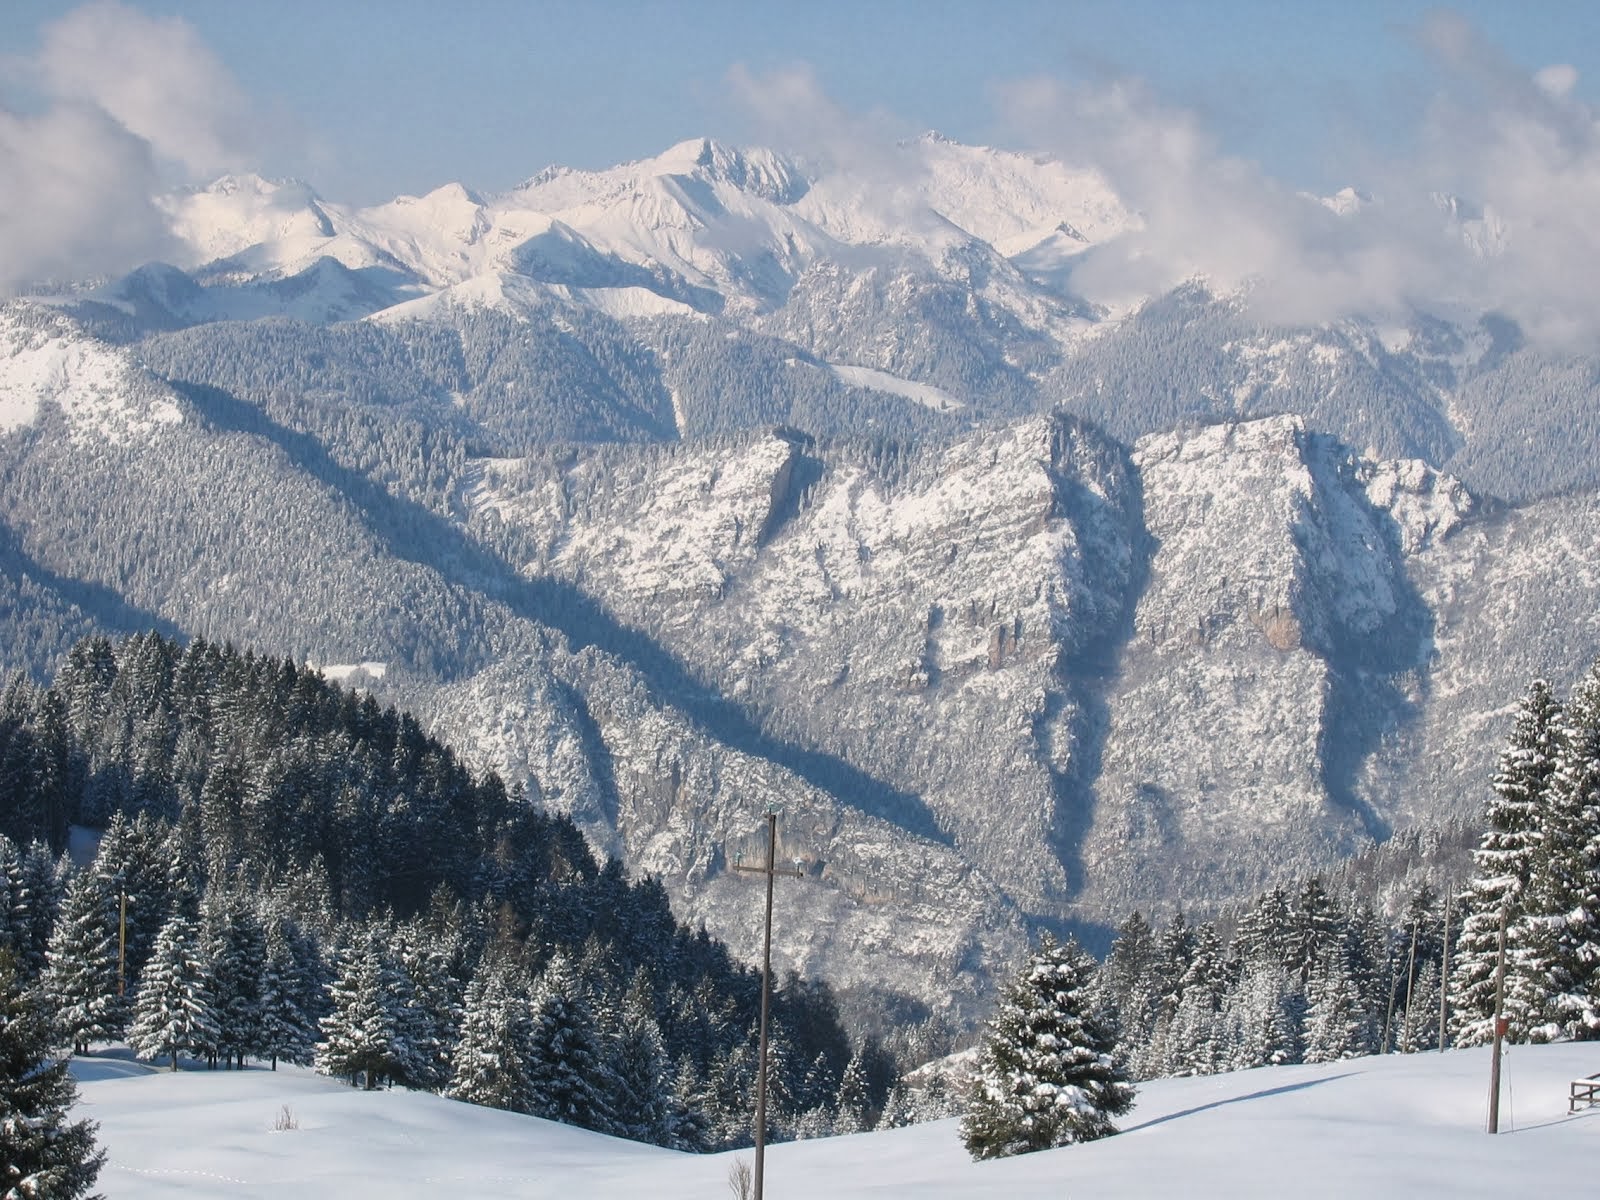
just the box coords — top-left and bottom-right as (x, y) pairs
(7, 135), (1600, 1014)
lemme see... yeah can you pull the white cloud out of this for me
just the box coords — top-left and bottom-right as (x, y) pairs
(986, 15), (1600, 350)
(0, 1), (259, 292)
(34, 0), (256, 177)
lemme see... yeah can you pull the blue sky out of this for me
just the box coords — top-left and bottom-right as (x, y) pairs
(3, 0), (1596, 204)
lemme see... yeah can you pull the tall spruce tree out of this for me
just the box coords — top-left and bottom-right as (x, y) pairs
(315, 937), (410, 1089)
(961, 935), (1135, 1161)
(1450, 677), (1563, 1045)
(257, 915), (315, 1069)
(0, 952), (104, 1200)
(202, 890), (267, 1069)
(606, 971), (672, 1143)
(1303, 949), (1372, 1063)
(448, 958), (536, 1114)
(1524, 664), (1600, 1039)
(128, 912), (219, 1071)
(40, 873), (122, 1055)
(526, 952), (614, 1133)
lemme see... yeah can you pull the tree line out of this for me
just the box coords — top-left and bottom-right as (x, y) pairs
(0, 631), (896, 1163)
(952, 659), (1600, 1162)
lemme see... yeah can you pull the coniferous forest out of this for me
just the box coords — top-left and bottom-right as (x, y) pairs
(953, 664), (1600, 1160)
(964, 666), (1600, 1136)
(0, 631), (894, 1152)
(6, 630), (1600, 1173)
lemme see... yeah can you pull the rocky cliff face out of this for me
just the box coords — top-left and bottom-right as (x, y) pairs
(434, 408), (1581, 1001)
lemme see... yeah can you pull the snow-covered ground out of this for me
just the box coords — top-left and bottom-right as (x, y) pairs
(74, 1044), (1599, 1198)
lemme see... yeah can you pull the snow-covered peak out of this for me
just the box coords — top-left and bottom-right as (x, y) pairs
(0, 304), (182, 445)
(146, 134), (1135, 324)
(163, 174), (335, 268)
(1321, 186), (1373, 216)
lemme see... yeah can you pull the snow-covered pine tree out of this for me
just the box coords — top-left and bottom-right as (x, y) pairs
(1302, 948), (1372, 1063)
(1398, 960), (1441, 1053)
(960, 934), (1135, 1161)
(388, 923), (453, 1090)
(202, 890), (267, 1069)
(0, 837), (28, 966)
(40, 872), (123, 1054)
(315, 937), (409, 1089)
(1450, 678), (1563, 1044)
(14, 842), (66, 982)
(605, 970), (672, 1143)
(0, 951), (104, 1200)
(1164, 922), (1228, 1077)
(447, 957), (535, 1114)
(526, 951), (614, 1132)
(1227, 959), (1301, 1070)
(832, 1052), (870, 1134)
(665, 1052), (713, 1152)
(257, 915), (315, 1069)
(705, 1040), (756, 1150)
(1093, 911), (1160, 1068)
(1288, 879), (1347, 988)
(129, 911), (220, 1071)
(90, 810), (173, 986)
(1522, 664), (1600, 1040)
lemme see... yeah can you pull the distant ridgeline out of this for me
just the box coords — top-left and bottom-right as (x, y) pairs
(0, 631), (895, 1146)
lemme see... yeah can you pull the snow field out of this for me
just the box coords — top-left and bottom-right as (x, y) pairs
(75, 1043), (1598, 1199)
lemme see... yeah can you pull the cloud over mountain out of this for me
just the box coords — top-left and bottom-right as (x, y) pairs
(993, 10), (1600, 348)
(0, 1), (259, 290)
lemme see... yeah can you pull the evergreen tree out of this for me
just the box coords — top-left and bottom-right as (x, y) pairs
(202, 890), (267, 1068)
(315, 937), (410, 1089)
(1523, 665), (1600, 1040)
(960, 935), (1135, 1160)
(90, 811), (172, 985)
(526, 952), (614, 1132)
(0, 837), (28, 965)
(447, 958), (536, 1113)
(664, 1052), (713, 1152)
(606, 971), (672, 1143)
(832, 1052), (870, 1134)
(257, 915), (315, 1069)
(14, 842), (66, 982)
(1302, 949), (1372, 1063)
(129, 912), (220, 1071)
(0, 952), (104, 1200)
(1231, 889), (1294, 977)
(1398, 960), (1442, 1053)
(40, 873), (122, 1054)
(1228, 960), (1300, 1070)
(1095, 911), (1162, 1074)
(1451, 678), (1562, 1044)
(1288, 879), (1346, 988)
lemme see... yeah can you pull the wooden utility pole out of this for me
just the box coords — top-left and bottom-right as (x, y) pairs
(1488, 907), (1508, 1133)
(1439, 888), (1451, 1053)
(732, 807), (803, 1200)
(117, 890), (128, 999)
(1402, 916), (1420, 1051)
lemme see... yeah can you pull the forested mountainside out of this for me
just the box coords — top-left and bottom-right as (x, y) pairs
(5, 298), (1600, 1020)
(9, 133), (1600, 1016)
(0, 632), (895, 1144)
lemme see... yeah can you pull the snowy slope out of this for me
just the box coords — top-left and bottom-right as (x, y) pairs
(75, 1044), (1599, 1199)
(0, 303), (183, 446)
